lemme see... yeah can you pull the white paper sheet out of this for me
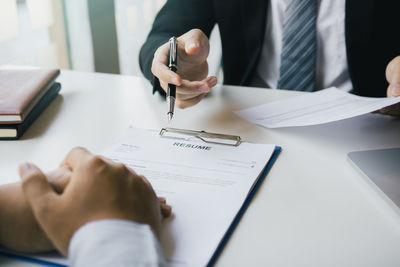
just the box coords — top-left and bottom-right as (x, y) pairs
(236, 87), (400, 128)
(101, 127), (276, 267)
(4, 127), (276, 267)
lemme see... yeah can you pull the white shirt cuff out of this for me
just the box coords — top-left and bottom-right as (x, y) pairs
(68, 219), (167, 267)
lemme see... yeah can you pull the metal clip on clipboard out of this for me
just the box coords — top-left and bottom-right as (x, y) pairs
(159, 128), (241, 147)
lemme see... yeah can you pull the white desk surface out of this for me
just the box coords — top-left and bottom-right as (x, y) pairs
(1, 70), (400, 266)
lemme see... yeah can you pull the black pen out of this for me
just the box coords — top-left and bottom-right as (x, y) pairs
(167, 37), (178, 122)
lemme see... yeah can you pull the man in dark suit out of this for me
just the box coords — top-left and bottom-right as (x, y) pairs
(139, 0), (400, 115)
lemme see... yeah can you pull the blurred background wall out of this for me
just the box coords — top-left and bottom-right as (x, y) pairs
(0, 0), (221, 78)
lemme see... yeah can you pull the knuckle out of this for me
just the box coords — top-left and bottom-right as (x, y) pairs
(87, 155), (106, 169)
(35, 196), (54, 217)
(128, 167), (137, 175)
(200, 61), (209, 71)
(389, 57), (400, 70)
(153, 45), (166, 60)
(176, 93), (184, 100)
(133, 174), (145, 184)
(70, 146), (86, 155)
(153, 46), (161, 57)
(151, 60), (157, 75)
(160, 80), (168, 91)
(176, 101), (187, 109)
(192, 28), (205, 37)
(114, 162), (128, 173)
(135, 174), (152, 190)
(22, 171), (41, 188)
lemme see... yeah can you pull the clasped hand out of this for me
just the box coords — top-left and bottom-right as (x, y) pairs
(0, 147), (171, 256)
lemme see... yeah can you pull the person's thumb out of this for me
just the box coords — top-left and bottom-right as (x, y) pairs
(387, 83), (400, 97)
(184, 38), (201, 55)
(386, 56), (400, 97)
(19, 163), (57, 215)
(181, 29), (210, 62)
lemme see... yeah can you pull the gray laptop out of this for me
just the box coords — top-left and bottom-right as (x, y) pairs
(348, 148), (400, 210)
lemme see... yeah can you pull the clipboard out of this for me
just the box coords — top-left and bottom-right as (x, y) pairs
(1, 127), (281, 267)
(0, 250), (64, 267)
(159, 127), (242, 147)
(209, 145), (281, 267)
(159, 127), (281, 266)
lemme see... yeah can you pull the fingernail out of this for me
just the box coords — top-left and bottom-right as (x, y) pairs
(199, 84), (210, 93)
(208, 77), (218, 87)
(165, 205), (172, 213)
(391, 84), (400, 96)
(187, 42), (199, 51)
(171, 76), (180, 85)
(19, 163), (36, 176)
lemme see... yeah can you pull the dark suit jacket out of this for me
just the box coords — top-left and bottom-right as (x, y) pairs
(139, 0), (400, 97)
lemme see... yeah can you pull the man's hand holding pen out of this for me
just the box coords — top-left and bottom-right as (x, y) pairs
(151, 29), (218, 109)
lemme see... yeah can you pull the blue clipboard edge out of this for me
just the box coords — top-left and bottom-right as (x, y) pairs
(0, 250), (66, 267)
(207, 145), (282, 267)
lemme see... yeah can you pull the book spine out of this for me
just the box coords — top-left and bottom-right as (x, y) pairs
(0, 82), (61, 140)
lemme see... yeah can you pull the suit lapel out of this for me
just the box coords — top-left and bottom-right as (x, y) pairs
(345, 0), (375, 94)
(239, 0), (268, 84)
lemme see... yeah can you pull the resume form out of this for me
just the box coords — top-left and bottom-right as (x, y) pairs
(1, 127), (278, 267)
(101, 127), (278, 267)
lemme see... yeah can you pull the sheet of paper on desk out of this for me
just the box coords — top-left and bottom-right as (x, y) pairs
(1, 127), (277, 267)
(101, 127), (276, 267)
(236, 87), (400, 128)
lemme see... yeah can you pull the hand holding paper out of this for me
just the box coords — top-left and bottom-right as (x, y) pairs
(236, 88), (400, 128)
(381, 56), (400, 116)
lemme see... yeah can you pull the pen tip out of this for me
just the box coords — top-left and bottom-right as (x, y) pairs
(168, 113), (173, 122)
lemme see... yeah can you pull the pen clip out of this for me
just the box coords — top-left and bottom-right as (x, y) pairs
(169, 37), (178, 70)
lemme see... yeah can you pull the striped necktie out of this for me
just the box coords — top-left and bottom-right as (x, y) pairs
(277, 0), (317, 92)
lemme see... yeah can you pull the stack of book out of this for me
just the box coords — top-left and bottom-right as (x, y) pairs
(0, 66), (61, 140)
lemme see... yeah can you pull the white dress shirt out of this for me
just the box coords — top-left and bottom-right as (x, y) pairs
(257, 0), (353, 91)
(68, 219), (166, 267)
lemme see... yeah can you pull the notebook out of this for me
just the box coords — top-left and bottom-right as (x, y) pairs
(0, 66), (60, 124)
(0, 82), (61, 140)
